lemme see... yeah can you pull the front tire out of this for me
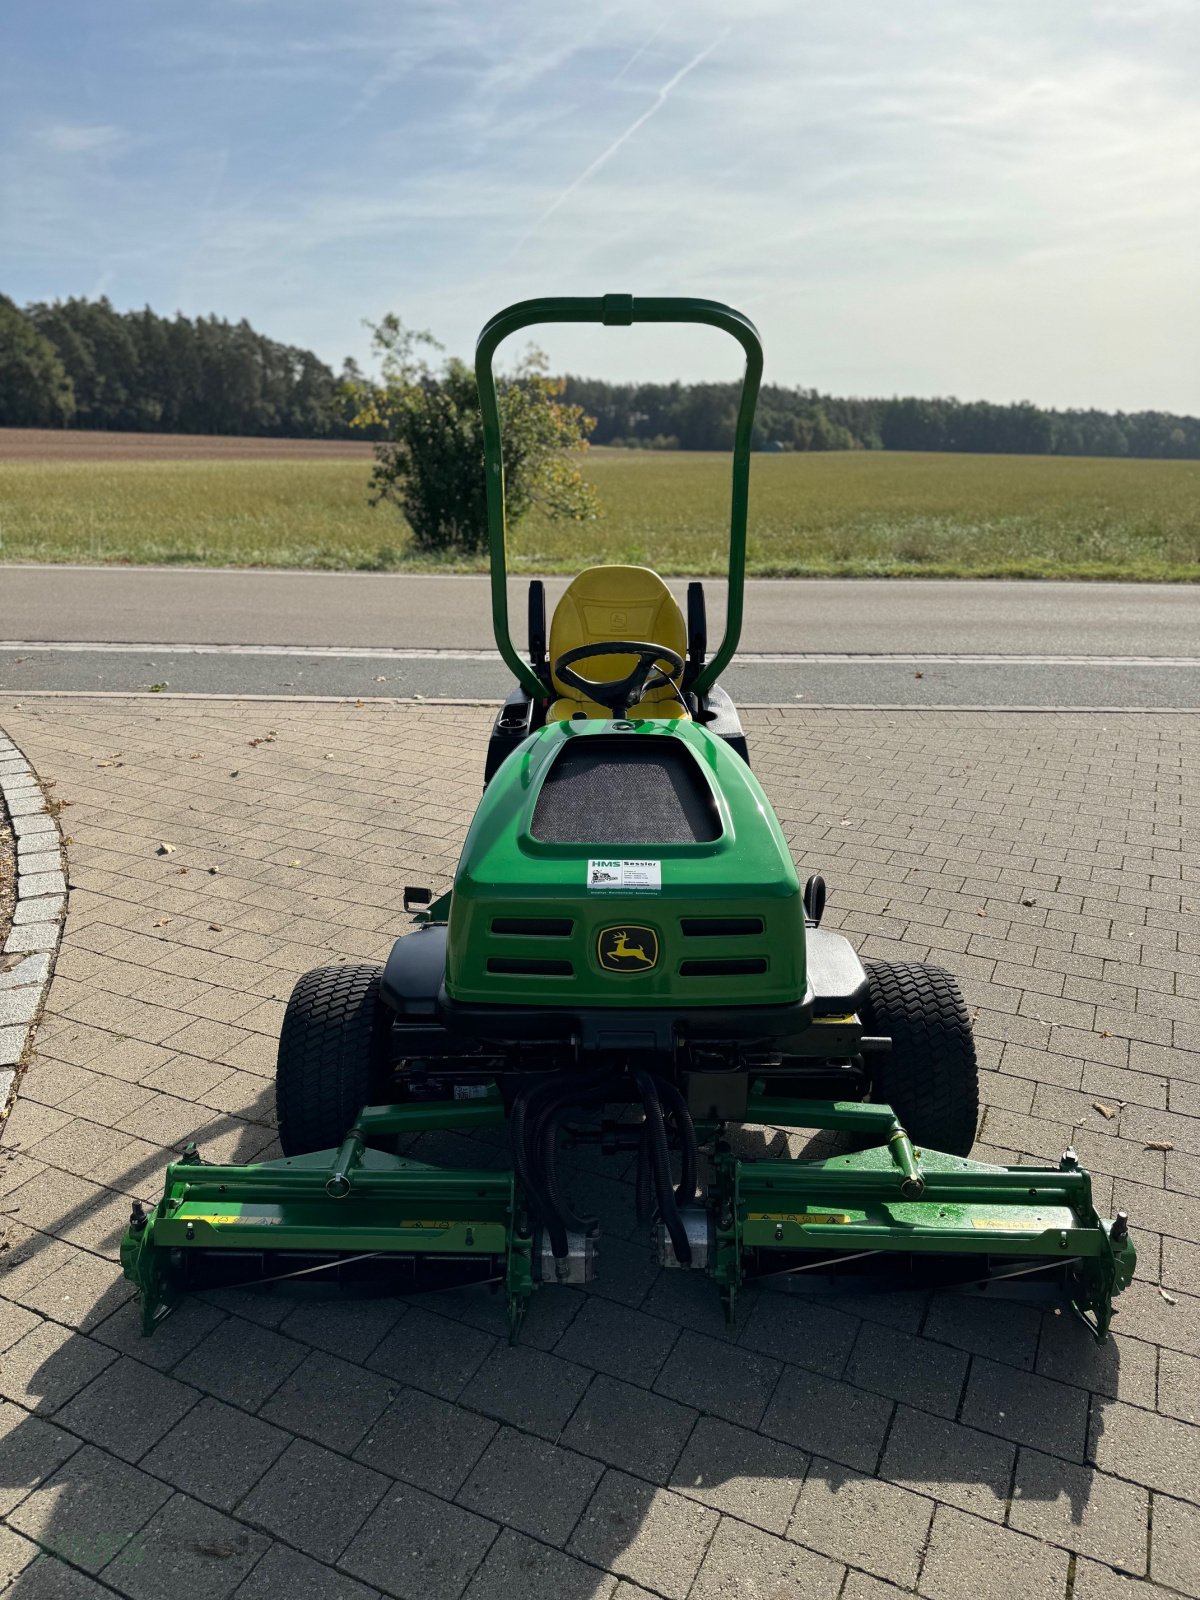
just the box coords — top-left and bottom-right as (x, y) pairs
(862, 960), (979, 1156)
(276, 964), (390, 1156)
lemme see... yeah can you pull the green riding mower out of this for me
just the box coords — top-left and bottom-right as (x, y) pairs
(122, 296), (1134, 1340)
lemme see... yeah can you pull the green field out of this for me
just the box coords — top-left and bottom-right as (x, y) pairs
(1, 445), (1197, 579)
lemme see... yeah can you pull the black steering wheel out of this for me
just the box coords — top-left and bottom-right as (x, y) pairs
(553, 640), (685, 716)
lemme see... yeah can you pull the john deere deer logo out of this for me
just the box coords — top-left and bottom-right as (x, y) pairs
(598, 925), (659, 973)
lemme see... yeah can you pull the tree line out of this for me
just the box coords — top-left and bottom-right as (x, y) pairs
(0, 293), (361, 436)
(559, 377), (1200, 459)
(2, 293), (1197, 459)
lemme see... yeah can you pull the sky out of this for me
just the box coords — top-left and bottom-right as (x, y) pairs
(2, 0), (1197, 411)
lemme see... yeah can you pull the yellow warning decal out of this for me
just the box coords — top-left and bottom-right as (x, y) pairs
(748, 1211), (853, 1226)
(813, 1014), (855, 1025)
(971, 1218), (1042, 1231)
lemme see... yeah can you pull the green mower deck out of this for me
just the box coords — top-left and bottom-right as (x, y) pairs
(122, 1091), (1134, 1342)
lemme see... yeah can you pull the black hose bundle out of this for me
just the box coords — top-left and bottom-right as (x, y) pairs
(635, 1072), (692, 1266)
(635, 1074), (697, 1228)
(510, 1070), (699, 1265)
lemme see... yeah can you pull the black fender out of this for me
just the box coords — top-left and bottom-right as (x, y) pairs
(381, 925), (447, 1017)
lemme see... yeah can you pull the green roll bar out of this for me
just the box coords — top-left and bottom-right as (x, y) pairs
(475, 294), (764, 699)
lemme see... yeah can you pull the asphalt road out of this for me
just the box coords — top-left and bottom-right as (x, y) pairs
(0, 644), (1197, 708)
(3, 566), (1198, 653)
(1, 567), (1196, 707)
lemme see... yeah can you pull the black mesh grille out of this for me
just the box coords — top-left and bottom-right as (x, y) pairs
(491, 918), (573, 937)
(532, 738), (721, 846)
(486, 957), (573, 976)
(679, 957), (768, 976)
(680, 917), (764, 937)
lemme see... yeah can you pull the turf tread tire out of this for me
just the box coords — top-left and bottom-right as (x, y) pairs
(276, 963), (387, 1157)
(863, 959), (979, 1156)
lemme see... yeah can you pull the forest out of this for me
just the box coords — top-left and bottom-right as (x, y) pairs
(0, 293), (359, 438)
(560, 377), (1200, 458)
(3, 292), (1198, 459)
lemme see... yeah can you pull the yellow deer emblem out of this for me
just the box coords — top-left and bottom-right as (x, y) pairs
(612, 930), (652, 963)
(598, 925), (659, 973)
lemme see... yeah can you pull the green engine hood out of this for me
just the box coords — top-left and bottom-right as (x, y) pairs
(445, 719), (805, 1008)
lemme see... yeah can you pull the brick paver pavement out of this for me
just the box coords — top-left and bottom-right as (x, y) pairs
(0, 697), (1195, 1600)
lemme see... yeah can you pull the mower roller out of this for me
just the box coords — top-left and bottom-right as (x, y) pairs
(122, 295), (1135, 1341)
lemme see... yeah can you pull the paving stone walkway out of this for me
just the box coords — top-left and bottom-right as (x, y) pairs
(0, 697), (1195, 1600)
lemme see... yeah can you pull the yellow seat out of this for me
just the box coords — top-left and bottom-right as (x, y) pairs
(547, 565), (690, 722)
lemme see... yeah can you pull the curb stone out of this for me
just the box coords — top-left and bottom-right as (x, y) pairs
(0, 727), (66, 1117)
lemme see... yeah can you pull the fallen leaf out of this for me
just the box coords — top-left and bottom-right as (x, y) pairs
(1159, 1289), (1178, 1305)
(156, 842), (176, 856)
(177, 867), (188, 876)
(1092, 1102), (1117, 1120)
(1144, 1141), (1173, 1152)
(207, 865), (220, 875)
(976, 909), (986, 917)
(1022, 897), (1037, 907)
(229, 770), (240, 778)
(914, 671), (924, 680)
(148, 683), (168, 693)
(208, 923), (223, 932)
(1100, 1030), (1111, 1038)
(288, 859), (301, 868)
(152, 917), (170, 929)
(354, 699), (365, 708)
(191, 1542), (239, 1561)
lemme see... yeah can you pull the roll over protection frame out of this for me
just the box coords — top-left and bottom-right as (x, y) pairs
(475, 295), (764, 699)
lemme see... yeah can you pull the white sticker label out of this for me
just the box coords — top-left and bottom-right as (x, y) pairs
(588, 859), (661, 892)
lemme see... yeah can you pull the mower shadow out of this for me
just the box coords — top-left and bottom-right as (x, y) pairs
(0, 1103), (1125, 1594)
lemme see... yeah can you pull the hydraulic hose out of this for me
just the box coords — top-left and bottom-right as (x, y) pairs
(635, 1071), (692, 1266)
(541, 1091), (606, 1236)
(541, 1075), (644, 1237)
(513, 1072), (697, 1264)
(516, 1072), (616, 1257)
(510, 1078), (569, 1258)
(652, 1075), (698, 1208)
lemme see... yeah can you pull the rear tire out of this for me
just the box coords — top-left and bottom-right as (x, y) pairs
(276, 964), (390, 1156)
(862, 960), (978, 1156)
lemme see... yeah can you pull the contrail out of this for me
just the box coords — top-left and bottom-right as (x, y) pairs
(609, 19), (667, 86)
(511, 30), (728, 254)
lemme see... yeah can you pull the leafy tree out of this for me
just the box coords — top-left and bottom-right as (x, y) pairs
(0, 295), (75, 425)
(349, 317), (597, 554)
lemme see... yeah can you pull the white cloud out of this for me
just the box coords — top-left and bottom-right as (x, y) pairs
(37, 123), (126, 156)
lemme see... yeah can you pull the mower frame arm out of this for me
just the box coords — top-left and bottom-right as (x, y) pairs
(476, 294), (764, 699)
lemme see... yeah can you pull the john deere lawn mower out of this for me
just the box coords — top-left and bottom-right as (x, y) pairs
(122, 296), (1134, 1340)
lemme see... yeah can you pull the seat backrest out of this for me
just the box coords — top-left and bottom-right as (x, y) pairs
(548, 566), (686, 699)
